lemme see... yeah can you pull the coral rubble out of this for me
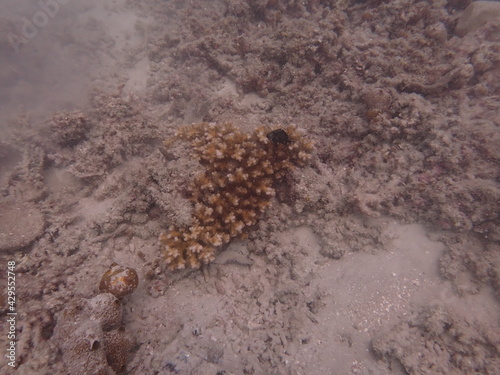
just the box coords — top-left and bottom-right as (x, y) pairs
(48, 111), (91, 147)
(372, 306), (500, 375)
(160, 122), (313, 269)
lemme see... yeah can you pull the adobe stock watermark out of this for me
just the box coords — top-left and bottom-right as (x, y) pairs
(428, 279), (472, 309)
(7, 0), (74, 54)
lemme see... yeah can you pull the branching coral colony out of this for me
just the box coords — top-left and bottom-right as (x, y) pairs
(159, 123), (314, 270)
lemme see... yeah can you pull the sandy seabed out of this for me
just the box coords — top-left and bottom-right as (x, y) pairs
(0, 1), (499, 374)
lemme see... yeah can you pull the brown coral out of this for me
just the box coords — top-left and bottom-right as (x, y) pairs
(53, 293), (134, 375)
(103, 328), (134, 373)
(160, 122), (313, 270)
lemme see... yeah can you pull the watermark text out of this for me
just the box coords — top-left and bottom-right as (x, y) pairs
(5, 261), (17, 368)
(7, 0), (73, 54)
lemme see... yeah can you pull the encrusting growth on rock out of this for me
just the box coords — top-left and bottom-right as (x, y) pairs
(160, 122), (313, 270)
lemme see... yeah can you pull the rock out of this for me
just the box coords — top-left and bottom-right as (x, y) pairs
(0, 200), (46, 253)
(456, 1), (500, 37)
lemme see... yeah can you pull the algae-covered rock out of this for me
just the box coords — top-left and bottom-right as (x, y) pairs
(48, 111), (91, 147)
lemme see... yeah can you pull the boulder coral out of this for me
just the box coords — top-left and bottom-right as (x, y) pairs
(160, 122), (314, 269)
(53, 293), (134, 375)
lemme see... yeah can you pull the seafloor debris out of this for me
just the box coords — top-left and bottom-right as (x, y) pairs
(48, 111), (91, 147)
(372, 305), (500, 375)
(99, 263), (139, 299)
(160, 122), (313, 269)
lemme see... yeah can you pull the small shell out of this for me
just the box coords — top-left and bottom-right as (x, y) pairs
(99, 263), (139, 298)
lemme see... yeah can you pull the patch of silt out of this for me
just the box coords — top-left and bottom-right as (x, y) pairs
(0, 200), (45, 253)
